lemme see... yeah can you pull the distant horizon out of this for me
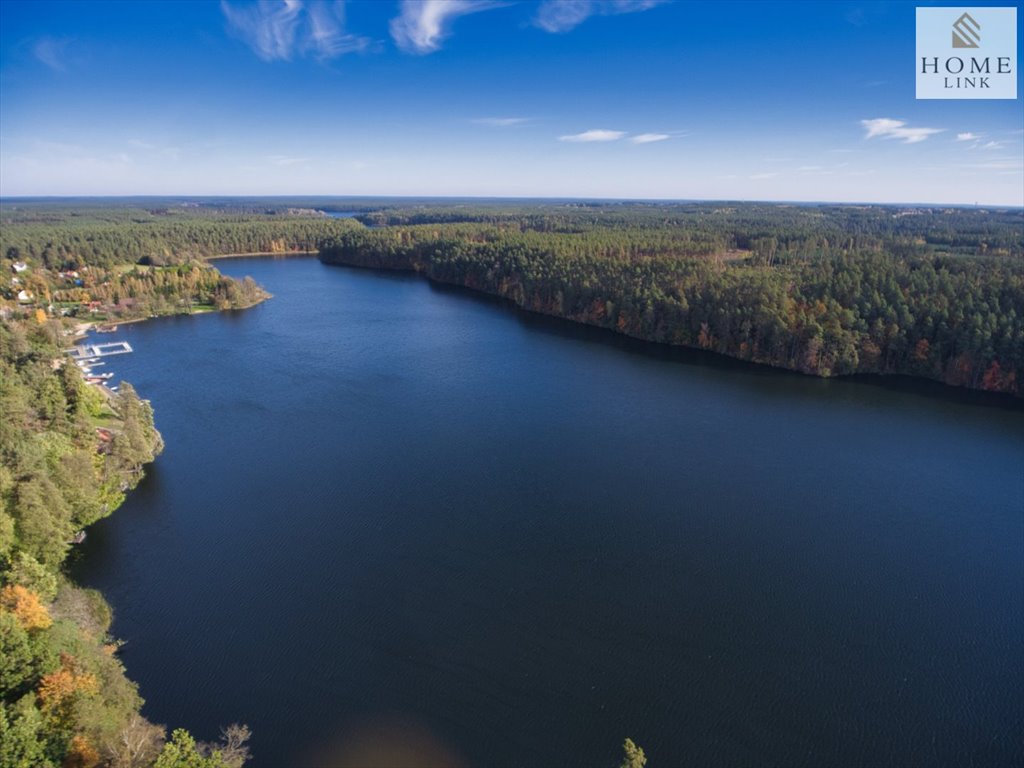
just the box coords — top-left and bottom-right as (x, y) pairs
(2, 194), (1023, 210)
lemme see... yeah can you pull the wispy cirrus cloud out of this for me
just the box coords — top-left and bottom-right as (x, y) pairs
(957, 132), (980, 141)
(630, 133), (670, 144)
(390, 0), (502, 54)
(32, 36), (72, 71)
(304, 0), (373, 58)
(221, 0), (371, 62)
(534, 0), (667, 33)
(559, 129), (625, 142)
(861, 117), (943, 144)
(473, 117), (531, 127)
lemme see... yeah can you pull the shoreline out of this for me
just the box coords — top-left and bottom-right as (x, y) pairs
(319, 255), (1024, 405)
(72, 295), (272, 338)
(205, 250), (317, 260)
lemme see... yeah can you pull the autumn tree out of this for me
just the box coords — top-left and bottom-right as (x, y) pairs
(0, 585), (53, 631)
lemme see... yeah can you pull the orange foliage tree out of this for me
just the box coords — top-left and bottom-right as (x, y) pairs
(38, 653), (100, 729)
(0, 584), (53, 630)
(64, 734), (101, 768)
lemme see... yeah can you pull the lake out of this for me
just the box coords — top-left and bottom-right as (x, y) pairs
(70, 256), (1024, 767)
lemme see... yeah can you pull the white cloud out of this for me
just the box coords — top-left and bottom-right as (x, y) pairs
(534, 0), (666, 33)
(304, 1), (373, 59)
(389, 0), (501, 54)
(749, 172), (778, 180)
(955, 133), (1007, 151)
(630, 133), (670, 144)
(861, 118), (943, 144)
(558, 129), (625, 142)
(268, 155), (310, 166)
(222, 0), (302, 60)
(32, 37), (71, 71)
(221, 0), (370, 62)
(473, 117), (530, 127)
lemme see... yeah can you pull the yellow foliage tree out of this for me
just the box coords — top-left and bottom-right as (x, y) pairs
(38, 653), (100, 729)
(0, 584), (53, 630)
(64, 734), (101, 768)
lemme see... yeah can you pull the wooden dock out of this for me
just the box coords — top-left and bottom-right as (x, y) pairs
(65, 341), (133, 360)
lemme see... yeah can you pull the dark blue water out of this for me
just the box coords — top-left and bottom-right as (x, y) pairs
(71, 257), (1024, 767)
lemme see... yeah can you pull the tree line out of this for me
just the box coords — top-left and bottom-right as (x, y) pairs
(1, 206), (362, 270)
(319, 204), (1023, 395)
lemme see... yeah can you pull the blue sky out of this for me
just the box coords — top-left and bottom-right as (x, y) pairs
(0, 0), (1021, 204)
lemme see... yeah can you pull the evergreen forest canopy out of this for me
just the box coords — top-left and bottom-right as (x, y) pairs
(318, 200), (1024, 396)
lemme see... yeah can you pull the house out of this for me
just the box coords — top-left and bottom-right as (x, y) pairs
(11, 261), (29, 273)
(17, 289), (33, 303)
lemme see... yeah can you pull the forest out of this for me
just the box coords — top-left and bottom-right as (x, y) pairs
(0, 204), (366, 325)
(319, 202), (1024, 395)
(0, 202), (365, 268)
(0, 320), (251, 767)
